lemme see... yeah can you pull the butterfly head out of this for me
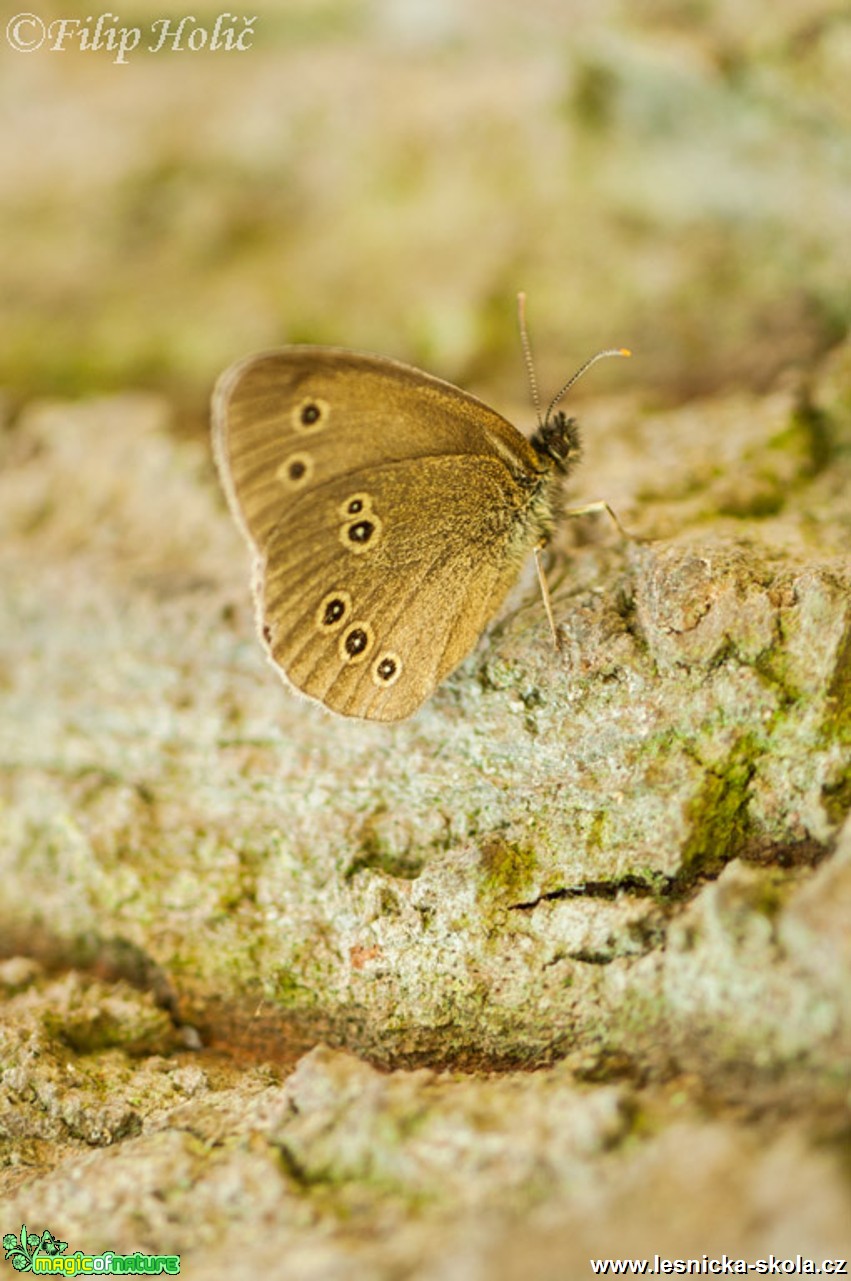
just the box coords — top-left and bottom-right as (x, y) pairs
(530, 410), (581, 474)
(516, 292), (629, 479)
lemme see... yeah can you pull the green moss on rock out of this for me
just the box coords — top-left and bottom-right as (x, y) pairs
(681, 736), (759, 878)
(477, 837), (540, 906)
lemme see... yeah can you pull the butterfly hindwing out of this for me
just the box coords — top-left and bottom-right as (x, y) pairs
(258, 456), (533, 720)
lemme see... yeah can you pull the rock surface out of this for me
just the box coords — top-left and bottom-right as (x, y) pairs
(2, 0), (851, 1272)
(1, 341), (850, 1268)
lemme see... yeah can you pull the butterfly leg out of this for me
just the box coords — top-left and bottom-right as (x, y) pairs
(535, 501), (632, 649)
(533, 543), (561, 650)
(562, 499), (630, 538)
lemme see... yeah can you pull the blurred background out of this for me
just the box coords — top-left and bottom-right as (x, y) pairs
(1, 0), (849, 427)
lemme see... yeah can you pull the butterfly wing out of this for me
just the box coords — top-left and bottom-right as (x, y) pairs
(260, 455), (539, 720)
(213, 347), (549, 720)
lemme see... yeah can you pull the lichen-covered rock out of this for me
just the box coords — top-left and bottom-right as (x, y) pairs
(1, 347), (850, 1075)
(2, 1), (851, 1266)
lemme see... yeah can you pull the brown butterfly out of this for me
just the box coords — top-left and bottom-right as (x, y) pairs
(212, 299), (628, 721)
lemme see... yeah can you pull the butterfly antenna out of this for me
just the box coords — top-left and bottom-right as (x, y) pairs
(517, 291), (543, 429)
(543, 347), (631, 426)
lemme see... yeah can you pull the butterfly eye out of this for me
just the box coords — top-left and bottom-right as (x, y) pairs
(276, 451), (314, 490)
(348, 520), (374, 544)
(338, 492), (373, 520)
(345, 629), (368, 654)
(315, 590), (352, 632)
(292, 396), (330, 433)
(339, 621), (374, 664)
(339, 509), (383, 554)
(372, 653), (402, 687)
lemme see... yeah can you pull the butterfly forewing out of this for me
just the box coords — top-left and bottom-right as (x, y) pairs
(213, 348), (542, 544)
(213, 347), (550, 720)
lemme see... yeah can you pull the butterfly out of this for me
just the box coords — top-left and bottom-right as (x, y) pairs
(212, 299), (629, 721)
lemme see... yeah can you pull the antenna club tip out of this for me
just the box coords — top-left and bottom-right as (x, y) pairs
(618, 348), (632, 358)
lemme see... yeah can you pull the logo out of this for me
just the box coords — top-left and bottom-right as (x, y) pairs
(2, 1228), (67, 1272)
(2, 1227), (180, 1275)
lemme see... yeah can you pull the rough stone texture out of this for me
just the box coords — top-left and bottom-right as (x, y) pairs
(2, 1), (851, 1272)
(2, 353), (850, 1063)
(1, 343), (850, 1268)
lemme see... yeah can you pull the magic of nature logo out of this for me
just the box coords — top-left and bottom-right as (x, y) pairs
(2, 1226), (180, 1274)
